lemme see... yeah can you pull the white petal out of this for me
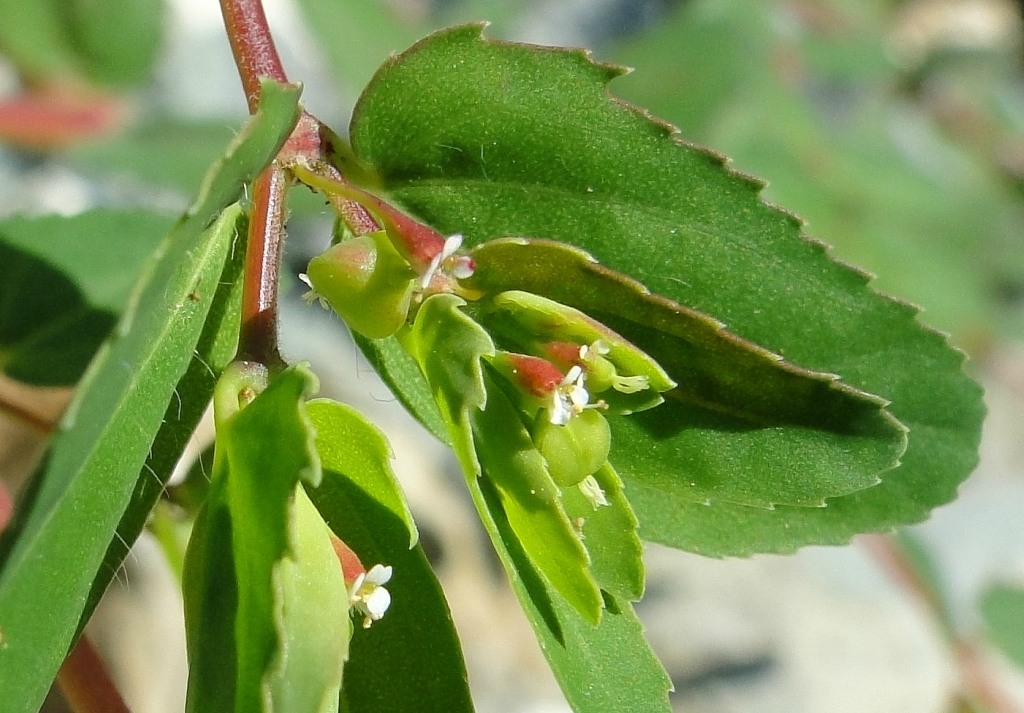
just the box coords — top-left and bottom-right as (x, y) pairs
(549, 394), (572, 425)
(365, 564), (393, 586)
(364, 587), (392, 619)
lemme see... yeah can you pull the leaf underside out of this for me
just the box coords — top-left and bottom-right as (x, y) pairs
(348, 24), (983, 556)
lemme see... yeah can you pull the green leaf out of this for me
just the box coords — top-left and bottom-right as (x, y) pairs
(469, 471), (671, 712)
(0, 210), (172, 385)
(560, 463), (643, 602)
(85, 215), (245, 620)
(305, 400), (473, 713)
(0, 80), (300, 713)
(474, 368), (602, 623)
(397, 293), (492, 473)
(466, 238), (908, 509)
(350, 332), (448, 443)
(979, 583), (1024, 669)
(306, 399), (416, 546)
(347, 24), (983, 554)
(184, 363), (348, 713)
(65, 0), (165, 87)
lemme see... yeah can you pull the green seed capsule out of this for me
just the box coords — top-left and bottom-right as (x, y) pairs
(305, 230), (416, 339)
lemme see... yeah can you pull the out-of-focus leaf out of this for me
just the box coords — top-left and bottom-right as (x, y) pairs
(0, 210), (171, 314)
(0, 210), (171, 385)
(611, 0), (1024, 344)
(0, 0), (82, 81)
(294, 0), (424, 95)
(0, 80), (300, 713)
(65, 0), (165, 87)
(979, 583), (1024, 669)
(305, 400), (473, 713)
(346, 24), (983, 554)
(68, 121), (242, 195)
(0, 243), (114, 386)
(0, 0), (164, 87)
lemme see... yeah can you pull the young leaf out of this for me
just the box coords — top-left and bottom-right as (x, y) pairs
(468, 471), (671, 713)
(305, 400), (473, 713)
(979, 583), (1024, 669)
(466, 239), (907, 509)
(560, 463), (644, 603)
(397, 293), (493, 473)
(184, 363), (348, 713)
(400, 293), (602, 621)
(474, 368), (602, 623)
(346, 24), (983, 553)
(0, 80), (300, 712)
(306, 399), (417, 547)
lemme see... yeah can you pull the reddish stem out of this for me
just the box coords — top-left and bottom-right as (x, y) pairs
(56, 635), (130, 713)
(0, 394), (53, 435)
(219, 0), (289, 113)
(862, 535), (1024, 713)
(237, 165), (288, 368)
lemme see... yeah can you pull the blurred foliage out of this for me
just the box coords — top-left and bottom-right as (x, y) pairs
(606, 0), (1024, 350)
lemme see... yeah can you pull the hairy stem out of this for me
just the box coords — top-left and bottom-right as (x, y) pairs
(219, 0), (288, 113)
(56, 635), (130, 713)
(237, 165), (288, 368)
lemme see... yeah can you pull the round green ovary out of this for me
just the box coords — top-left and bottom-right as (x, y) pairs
(535, 409), (611, 486)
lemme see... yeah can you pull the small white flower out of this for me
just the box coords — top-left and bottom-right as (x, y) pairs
(580, 340), (648, 393)
(578, 475), (609, 508)
(550, 365), (590, 425)
(297, 273), (328, 309)
(349, 563), (393, 629)
(419, 233), (472, 289)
